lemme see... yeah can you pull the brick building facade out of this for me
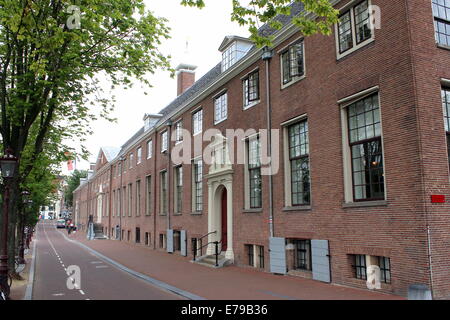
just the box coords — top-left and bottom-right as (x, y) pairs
(73, 0), (450, 299)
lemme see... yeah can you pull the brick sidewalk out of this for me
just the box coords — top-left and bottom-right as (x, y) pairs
(66, 231), (404, 300)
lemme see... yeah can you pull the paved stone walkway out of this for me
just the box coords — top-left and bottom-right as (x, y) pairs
(66, 231), (404, 300)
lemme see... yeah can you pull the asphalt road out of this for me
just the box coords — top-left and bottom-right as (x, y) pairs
(32, 220), (183, 300)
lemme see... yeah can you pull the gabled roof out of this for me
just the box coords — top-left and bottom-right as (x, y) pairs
(90, 2), (307, 168)
(218, 35), (253, 52)
(101, 146), (120, 162)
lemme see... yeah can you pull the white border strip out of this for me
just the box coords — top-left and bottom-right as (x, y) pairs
(24, 238), (37, 300)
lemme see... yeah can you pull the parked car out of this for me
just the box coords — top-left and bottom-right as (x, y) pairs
(56, 219), (66, 229)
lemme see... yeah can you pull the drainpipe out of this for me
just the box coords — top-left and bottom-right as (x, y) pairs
(262, 46), (274, 238)
(166, 120), (173, 232)
(153, 133), (158, 249)
(119, 156), (124, 241)
(108, 164), (113, 238)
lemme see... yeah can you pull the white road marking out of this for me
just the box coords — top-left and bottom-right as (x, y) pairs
(90, 261), (103, 264)
(42, 222), (90, 300)
(52, 293), (65, 296)
(95, 265), (109, 269)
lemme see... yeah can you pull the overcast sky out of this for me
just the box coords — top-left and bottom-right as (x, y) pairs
(62, 0), (249, 174)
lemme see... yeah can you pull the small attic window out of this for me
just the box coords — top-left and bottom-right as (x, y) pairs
(220, 37), (253, 72)
(222, 42), (237, 72)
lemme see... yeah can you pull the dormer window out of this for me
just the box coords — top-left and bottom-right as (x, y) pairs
(219, 36), (253, 72)
(222, 43), (237, 72)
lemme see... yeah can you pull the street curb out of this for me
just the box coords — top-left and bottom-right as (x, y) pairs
(24, 236), (37, 300)
(59, 231), (206, 300)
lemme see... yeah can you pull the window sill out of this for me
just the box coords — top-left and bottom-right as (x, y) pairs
(437, 43), (450, 51)
(283, 205), (311, 212)
(214, 118), (227, 125)
(243, 100), (260, 111)
(173, 212), (182, 216)
(243, 208), (263, 213)
(159, 213), (167, 216)
(342, 200), (387, 209)
(191, 211), (203, 215)
(336, 38), (375, 61)
(281, 75), (305, 90)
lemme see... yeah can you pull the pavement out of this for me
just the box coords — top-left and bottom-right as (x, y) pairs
(59, 224), (405, 300)
(28, 221), (183, 300)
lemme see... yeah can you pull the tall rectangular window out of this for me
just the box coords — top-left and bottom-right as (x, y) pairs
(161, 131), (168, 153)
(136, 180), (141, 217)
(122, 186), (126, 217)
(112, 190), (116, 217)
(281, 40), (304, 86)
(433, 0), (450, 46)
(147, 140), (153, 159)
(442, 88), (450, 170)
(137, 147), (142, 164)
(214, 93), (227, 124)
(129, 153), (134, 169)
(160, 171), (167, 214)
(146, 175), (152, 216)
(243, 71), (260, 108)
(128, 183), (133, 216)
(193, 159), (203, 211)
(336, 0), (373, 56)
(338, 11), (353, 53)
(248, 137), (262, 208)
(175, 166), (183, 213)
(353, 254), (367, 280)
(246, 244), (254, 266)
(175, 121), (183, 143)
(378, 256), (391, 284)
(288, 120), (310, 206)
(193, 109), (203, 135)
(347, 94), (384, 201)
(116, 188), (120, 217)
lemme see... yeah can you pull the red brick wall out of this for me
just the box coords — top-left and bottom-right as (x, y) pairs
(72, 0), (450, 298)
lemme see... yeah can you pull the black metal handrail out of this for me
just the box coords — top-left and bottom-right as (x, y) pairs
(192, 233), (223, 267)
(198, 230), (216, 242)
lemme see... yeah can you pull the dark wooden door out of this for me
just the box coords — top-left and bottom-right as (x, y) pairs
(221, 188), (227, 251)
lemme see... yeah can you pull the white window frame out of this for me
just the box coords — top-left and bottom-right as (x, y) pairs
(161, 131), (168, 153)
(339, 87), (387, 204)
(147, 139), (153, 159)
(432, 0), (450, 47)
(242, 69), (260, 110)
(279, 38), (306, 90)
(175, 120), (183, 144)
(192, 157), (203, 212)
(129, 153), (133, 169)
(214, 92), (228, 124)
(282, 115), (311, 208)
(335, 0), (375, 60)
(192, 108), (203, 136)
(137, 147), (142, 164)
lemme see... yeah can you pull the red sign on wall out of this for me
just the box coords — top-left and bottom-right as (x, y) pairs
(431, 195), (446, 203)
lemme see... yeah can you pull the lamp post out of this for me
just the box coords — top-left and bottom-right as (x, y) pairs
(0, 149), (18, 299)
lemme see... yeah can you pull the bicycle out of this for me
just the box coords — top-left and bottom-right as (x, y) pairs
(0, 273), (12, 301)
(15, 256), (26, 274)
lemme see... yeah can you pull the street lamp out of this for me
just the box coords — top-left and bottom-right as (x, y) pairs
(0, 149), (18, 299)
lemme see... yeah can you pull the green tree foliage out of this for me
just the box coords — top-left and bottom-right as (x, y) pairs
(182, 0), (339, 47)
(63, 169), (87, 208)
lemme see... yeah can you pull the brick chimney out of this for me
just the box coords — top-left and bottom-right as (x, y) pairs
(176, 63), (197, 96)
